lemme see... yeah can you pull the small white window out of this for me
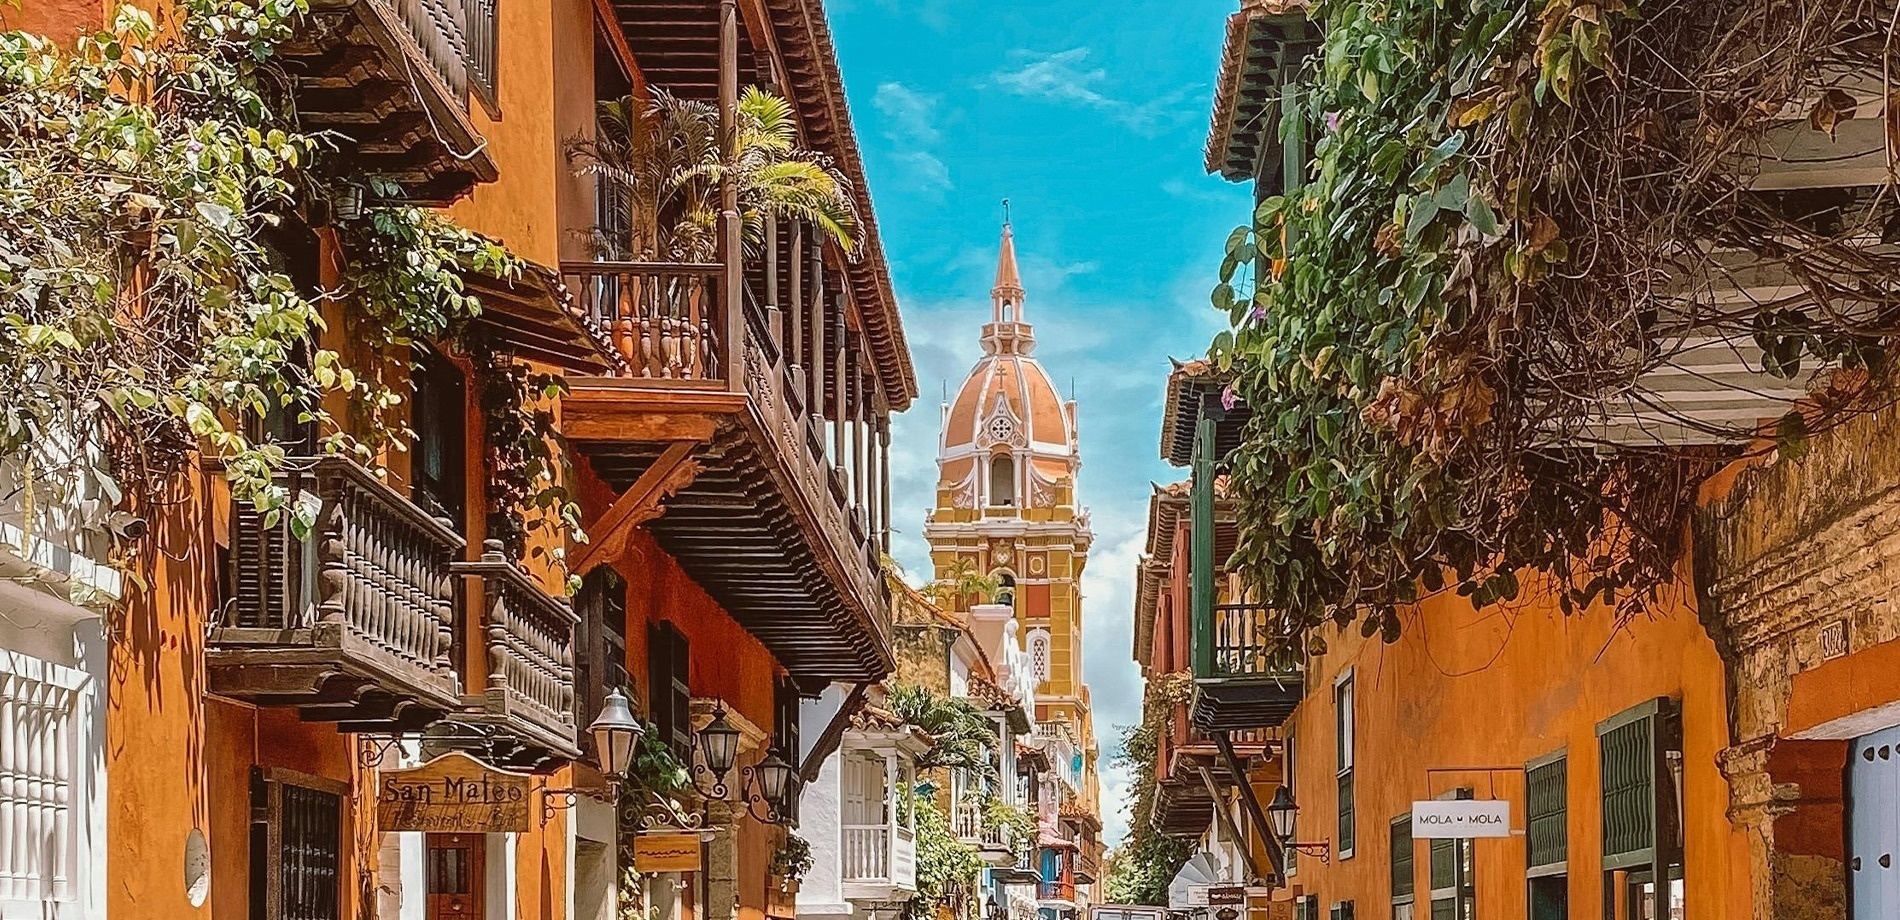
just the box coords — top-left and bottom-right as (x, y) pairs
(0, 653), (87, 906)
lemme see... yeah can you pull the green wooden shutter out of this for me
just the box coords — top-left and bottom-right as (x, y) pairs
(1598, 702), (1660, 870)
(1526, 753), (1568, 871)
(1391, 814), (1415, 899)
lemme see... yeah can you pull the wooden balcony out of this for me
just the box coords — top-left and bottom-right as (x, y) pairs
(1153, 777), (1215, 838)
(279, 0), (498, 204)
(209, 456), (466, 729)
(560, 260), (892, 684)
(450, 542), (581, 763)
(1191, 602), (1304, 733)
(1037, 881), (1078, 905)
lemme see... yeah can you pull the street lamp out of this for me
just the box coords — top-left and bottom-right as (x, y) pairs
(737, 745), (798, 821)
(543, 687), (645, 822)
(590, 688), (644, 779)
(1266, 786), (1331, 862)
(692, 705), (743, 797)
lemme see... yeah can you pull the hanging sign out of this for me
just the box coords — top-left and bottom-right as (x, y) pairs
(1411, 799), (1512, 838)
(377, 751), (531, 833)
(1207, 887), (1246, 906)
(634, 833), (703, 872)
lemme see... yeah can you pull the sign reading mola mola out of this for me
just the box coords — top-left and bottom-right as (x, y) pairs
(377, 751), (532, 833)
(1411, 799), (1512, 838)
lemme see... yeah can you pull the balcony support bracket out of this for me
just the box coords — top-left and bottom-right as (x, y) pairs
(1213, 730), (1285, 886)
(571, 439), (701, 574)
(800, 681), (871, 784)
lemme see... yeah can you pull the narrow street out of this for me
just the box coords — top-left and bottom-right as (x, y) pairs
(0, 0), (1892, 919)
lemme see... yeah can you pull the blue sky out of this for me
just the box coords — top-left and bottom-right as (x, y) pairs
(827, 0), (1253, 847)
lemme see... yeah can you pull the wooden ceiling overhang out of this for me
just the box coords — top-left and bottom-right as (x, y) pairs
(1162, 359), (1253, 468)
(601, 0), (918, 409)
(1153, 775), (1216, 837)
(563, 384), (894, 684)
(284, 0), (498, 205)
(464, 263), (624, 374)
(1204, 2), (1319, 182)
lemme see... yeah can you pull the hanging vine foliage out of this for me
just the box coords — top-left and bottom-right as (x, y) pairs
(1103, 718), (1191, 906)
(1210, 0), (1900, 641)
(0, 2), (576, 572)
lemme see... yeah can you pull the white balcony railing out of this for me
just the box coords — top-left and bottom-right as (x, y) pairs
(843, 824), (916, 888)
(843, 825), (890, 880)
(954, 800), (984, 841)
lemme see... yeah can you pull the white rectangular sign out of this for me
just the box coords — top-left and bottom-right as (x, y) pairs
(1411, 799), (1512, 838)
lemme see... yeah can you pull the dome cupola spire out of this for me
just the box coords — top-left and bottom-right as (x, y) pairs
(983, 207), (1034, 356)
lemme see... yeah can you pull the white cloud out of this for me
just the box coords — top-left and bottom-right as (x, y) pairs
(990, 48), (1201, 137)
(871, 83), (953, 197)
(874, 82), (944, 145)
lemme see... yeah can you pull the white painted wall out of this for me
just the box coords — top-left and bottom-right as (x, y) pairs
(798, 686), (853, 919)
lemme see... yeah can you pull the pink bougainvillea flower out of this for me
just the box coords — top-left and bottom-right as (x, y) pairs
(1221, 384), (1240, 411)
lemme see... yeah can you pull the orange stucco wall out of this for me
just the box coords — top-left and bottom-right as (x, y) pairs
(108, 485), (218, 918)
(573, 457), (787, 920)
(0, 0), (107, 35)
(1278, 581), (1751, 918)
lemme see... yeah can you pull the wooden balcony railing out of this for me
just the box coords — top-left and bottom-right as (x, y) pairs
(452, 541), (580, 757)
(1038, 881), (1077, 903)
(563, 261), (726, 382)
(212, 456), (465, 713)
(1202, 603), (1303, 680)
(560, 256), (892, 680)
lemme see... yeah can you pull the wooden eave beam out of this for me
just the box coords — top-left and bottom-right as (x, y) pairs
(593, 0), (649, 97)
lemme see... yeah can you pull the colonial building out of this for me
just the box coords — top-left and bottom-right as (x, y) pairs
(1174, 1), (1900, 919)
(925, 226), (1105, 917)
(1, 2), (912, 920)
(1130, 470), (1283, 914)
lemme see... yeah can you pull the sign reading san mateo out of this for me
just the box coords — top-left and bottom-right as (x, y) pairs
(378, 751), (531, 833)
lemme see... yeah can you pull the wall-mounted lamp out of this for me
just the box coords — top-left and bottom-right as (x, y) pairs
(542, 688), (644, 821)
(1266, 786), (1332, 863)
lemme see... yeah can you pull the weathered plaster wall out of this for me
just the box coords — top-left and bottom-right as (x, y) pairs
(1696, 400), (1900, 920)
(1277, 583), (1747, 919)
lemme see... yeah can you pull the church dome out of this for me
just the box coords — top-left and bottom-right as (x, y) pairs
(937, 224), (1079, 508)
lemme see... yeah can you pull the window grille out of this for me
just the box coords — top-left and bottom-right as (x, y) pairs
(250, 769), (343, 920)
(0, 655), (83, 905)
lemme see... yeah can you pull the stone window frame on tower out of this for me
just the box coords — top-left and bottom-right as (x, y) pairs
(1026, 628), (1052, 685)
(988, 451), (1017, 508)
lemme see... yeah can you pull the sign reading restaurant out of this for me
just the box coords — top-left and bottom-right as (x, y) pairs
(377, 751), (532, 833)
(1410, 799), (1512, 838)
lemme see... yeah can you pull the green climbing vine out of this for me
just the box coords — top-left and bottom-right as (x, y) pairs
(909, 789), (985, 920)
(1208, 0), (1900, 641)
(1103, 720), (1190, 905)
(0, 2), (579, 577)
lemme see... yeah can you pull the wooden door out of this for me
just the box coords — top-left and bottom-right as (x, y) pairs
(427, 834), (484, 920)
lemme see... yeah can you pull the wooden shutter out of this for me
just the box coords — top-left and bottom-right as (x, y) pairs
(1391, 814), (1414, 900)
(250, 768), (344, 920)
(1527, 752), (1568, 872)
(776, 677), (802, 824)
(648, 621), (691, 755)
(1598, 700), (1661, 870)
